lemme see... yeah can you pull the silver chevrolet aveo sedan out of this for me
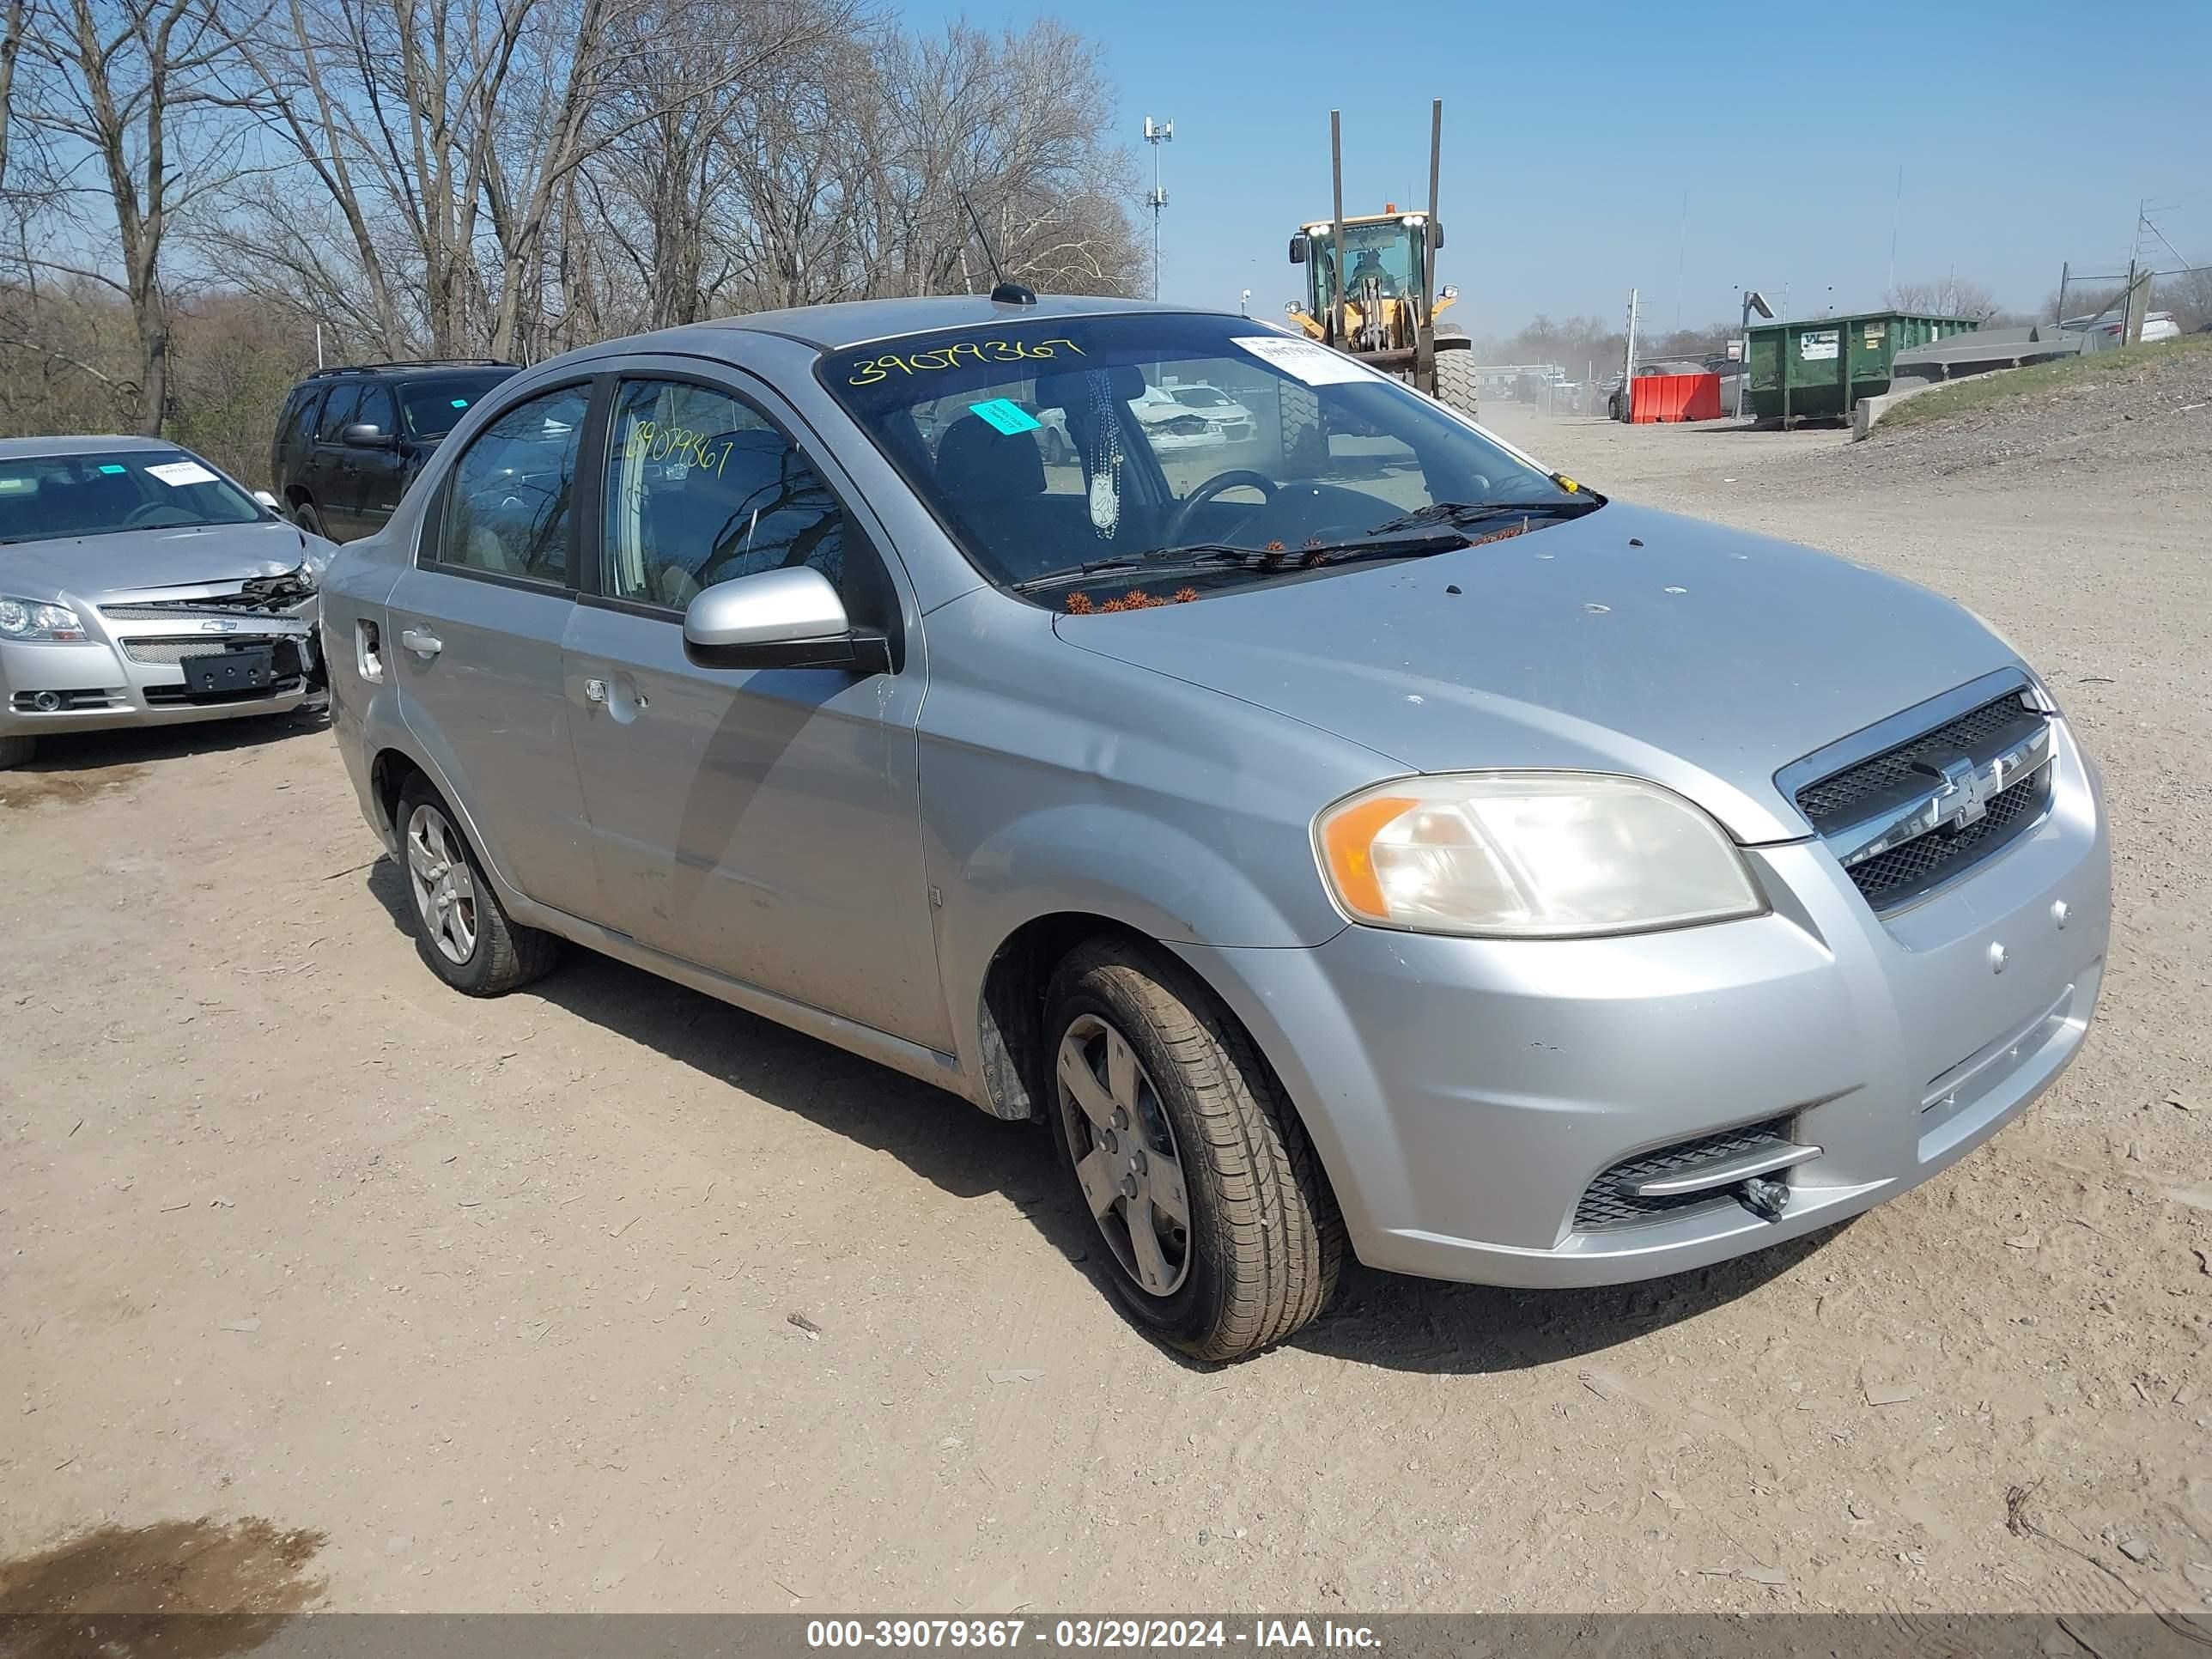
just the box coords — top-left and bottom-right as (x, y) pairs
(321, 295), (2109, 1361)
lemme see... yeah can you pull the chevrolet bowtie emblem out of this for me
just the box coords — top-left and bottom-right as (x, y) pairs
(1918, 754), (1990, 830)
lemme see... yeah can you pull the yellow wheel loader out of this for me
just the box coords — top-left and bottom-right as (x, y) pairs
(1285, 100), (1480, 419)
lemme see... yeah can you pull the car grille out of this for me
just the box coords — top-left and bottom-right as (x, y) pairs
(1795, 693), (2036, 823)
(1574, 1115), (1797, 1231)
(1793, 690), (2051, 910)
(1838, 770), (2047, 901)
(120, 635), (289, 665)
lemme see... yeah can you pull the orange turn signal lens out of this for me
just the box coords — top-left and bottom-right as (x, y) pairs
(1317, 793), (1416, 921)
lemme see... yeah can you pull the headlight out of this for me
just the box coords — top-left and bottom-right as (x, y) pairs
(0, 596), (89, 643)
(1314, 772), (1766, 938)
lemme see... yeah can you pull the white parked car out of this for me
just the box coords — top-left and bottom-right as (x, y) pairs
(1159, 382), (1258, 442)
(1127, 386), (1229, 452)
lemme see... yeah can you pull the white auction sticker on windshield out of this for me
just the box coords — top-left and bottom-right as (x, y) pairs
(144, 460), (218, 488)
(1231, 335), (1379, 386)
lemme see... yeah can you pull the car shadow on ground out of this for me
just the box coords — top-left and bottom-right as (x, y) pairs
(360, 858), (1083, 1245)
(362, 856), (1839, 1376)
(1291, 1227), (1842, 1375)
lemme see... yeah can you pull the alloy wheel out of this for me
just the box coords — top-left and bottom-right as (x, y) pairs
(1055, 1012), (1193, 1297)
(405, 802), (479, 965)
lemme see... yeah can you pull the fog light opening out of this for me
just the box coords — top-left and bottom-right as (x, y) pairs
(32, 690), (62, 712)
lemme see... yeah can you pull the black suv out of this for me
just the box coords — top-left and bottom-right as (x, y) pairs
(270, 360), (519, 542)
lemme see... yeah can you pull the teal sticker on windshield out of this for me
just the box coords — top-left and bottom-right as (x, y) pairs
(0, 477), (31, 493)
(967, 398), (1042, 436)
(450, 398), (469, 409)
(98, 464), (128, 474)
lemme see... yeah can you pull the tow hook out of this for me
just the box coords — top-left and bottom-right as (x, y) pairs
(1736, 1176), (1790, 1222)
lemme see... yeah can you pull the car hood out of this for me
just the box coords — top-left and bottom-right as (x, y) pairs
(1052, 501), (2021, 843)
(1, 520), (325, 603)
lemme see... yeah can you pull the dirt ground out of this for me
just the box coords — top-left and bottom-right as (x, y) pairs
(3, 401), (2209, 1618)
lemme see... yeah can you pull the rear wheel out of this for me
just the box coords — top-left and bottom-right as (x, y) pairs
(0, 734), (33, 770)
(1434, 347), (1481, 420)
(1044, 939), (1343, 1361)
(395, 776), (558, 996)
(292, 499), (328, 538)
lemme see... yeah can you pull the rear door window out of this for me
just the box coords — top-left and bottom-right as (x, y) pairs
(436, 384), (591, 584)
(276, 387), (324, 454)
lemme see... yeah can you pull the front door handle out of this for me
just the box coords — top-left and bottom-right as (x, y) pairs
(400, 628), (443, 657)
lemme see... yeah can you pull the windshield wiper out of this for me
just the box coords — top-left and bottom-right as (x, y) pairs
(1013, 529), (1473, 593)
(1366, 497), (1604, 535)
(1010, 543), (1270, 592)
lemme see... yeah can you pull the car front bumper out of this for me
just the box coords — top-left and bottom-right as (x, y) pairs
(0, 605), (319, 739)
(1176, 719), (2110, 1288)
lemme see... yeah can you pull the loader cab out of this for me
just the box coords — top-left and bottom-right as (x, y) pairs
(1289, 210), (1442, 323)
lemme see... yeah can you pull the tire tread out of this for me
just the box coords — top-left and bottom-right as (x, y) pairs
(1053, 939), (1344, 1361)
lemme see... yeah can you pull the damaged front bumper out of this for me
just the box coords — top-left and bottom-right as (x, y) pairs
(0, 568), (326, 737)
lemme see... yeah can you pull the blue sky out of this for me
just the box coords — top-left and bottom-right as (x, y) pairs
(910, 0), (2212, 337)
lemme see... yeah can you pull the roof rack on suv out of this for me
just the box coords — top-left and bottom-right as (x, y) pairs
(306, 359), (519, 379)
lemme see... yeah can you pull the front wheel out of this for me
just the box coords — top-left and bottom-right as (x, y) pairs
(1433, 347), (1480, 420)
(395, 776), (558, 995)
(1044, 939), (1344, 1361)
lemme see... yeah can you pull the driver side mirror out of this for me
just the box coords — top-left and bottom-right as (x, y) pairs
(1288, 234), (1308, 265)
(682, 566), (892, 675)
(252, 489), (282, 512)
(341, 422), (395, 449)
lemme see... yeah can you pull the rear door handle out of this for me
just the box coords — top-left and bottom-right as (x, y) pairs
(400, 628), (442, 657)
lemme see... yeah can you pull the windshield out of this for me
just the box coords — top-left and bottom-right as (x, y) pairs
(399, 371), (517, 440)
(0, 449), (265, 546)
(819, 312), (1579, 601)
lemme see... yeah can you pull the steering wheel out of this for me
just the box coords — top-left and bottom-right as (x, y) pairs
(1159, 470), (1278, 547)
(124, 501), (186, 526)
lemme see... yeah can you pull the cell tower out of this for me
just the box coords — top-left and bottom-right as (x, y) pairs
(1143, 117), (1172, 301)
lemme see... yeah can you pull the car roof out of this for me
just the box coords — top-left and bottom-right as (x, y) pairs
(0, 434), (187, 461)
(672, 293), (1194, 353)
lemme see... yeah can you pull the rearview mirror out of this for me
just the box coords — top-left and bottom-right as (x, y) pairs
(1288, 234), (1308, 265)
(682, 566), (892, 674)
(252, 489), (282, 511)
(341, 422), (395, 449)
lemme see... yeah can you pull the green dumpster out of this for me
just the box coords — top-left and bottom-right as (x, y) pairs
(1746, 311), (1979, 425)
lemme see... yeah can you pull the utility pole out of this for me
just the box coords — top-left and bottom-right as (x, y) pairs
(1143, 117), (1173, 301)
(1620, 288), (1639, 423)
(1887, 161), (1903, 300)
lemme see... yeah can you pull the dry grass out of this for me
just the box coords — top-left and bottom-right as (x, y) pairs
(1876, 331), (2212, 431)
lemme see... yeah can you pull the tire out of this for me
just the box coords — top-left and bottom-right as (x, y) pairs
(394, 775), (558, 996)
(1044, 938), (1344, 1362)
(1277, 380), (1324, 477)
(1433, 347), (1481, 420)
(0, 734), (33, 769)
(292, 499), (328, 538)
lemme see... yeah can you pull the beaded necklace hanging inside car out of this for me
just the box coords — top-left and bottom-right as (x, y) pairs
(1085, 374), (1123, 538)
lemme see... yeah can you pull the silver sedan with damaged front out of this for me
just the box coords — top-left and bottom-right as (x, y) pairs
(319, 295), (2110, 1362)
(0, 435), (332, 769)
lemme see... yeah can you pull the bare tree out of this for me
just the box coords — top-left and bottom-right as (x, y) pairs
(20, 0), (259, 431)
(1887, 276), (2001, 322)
